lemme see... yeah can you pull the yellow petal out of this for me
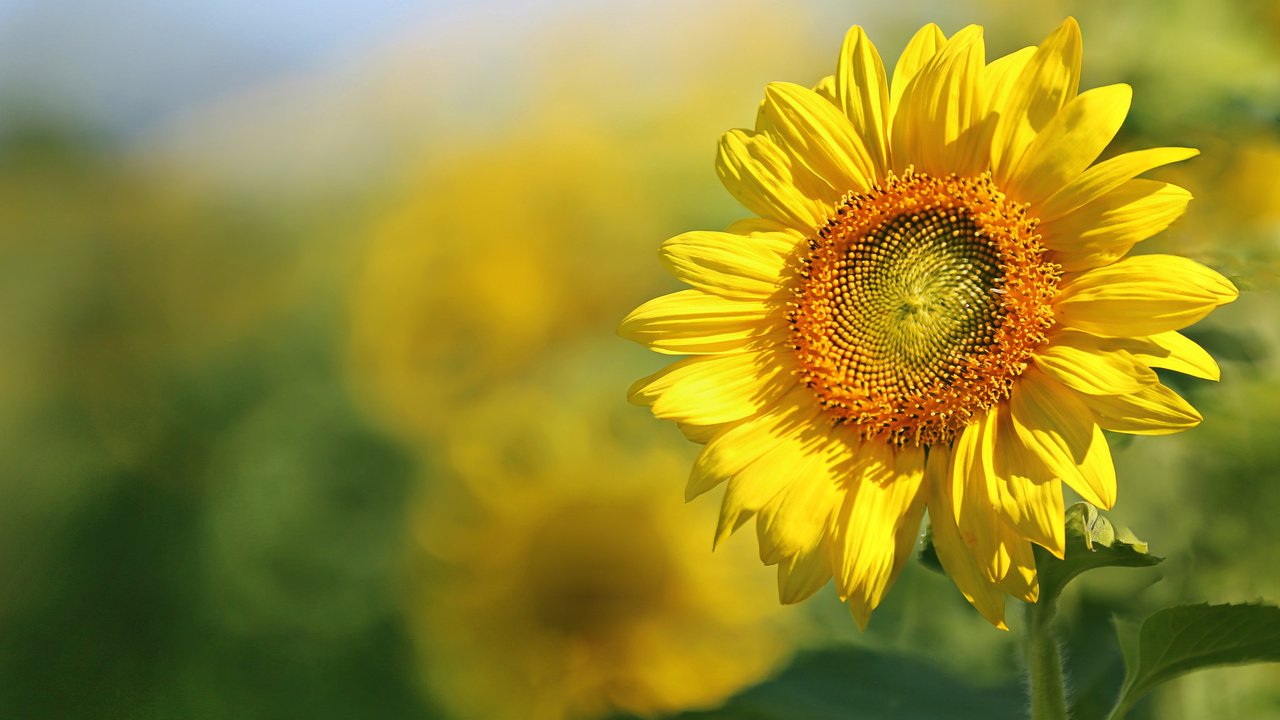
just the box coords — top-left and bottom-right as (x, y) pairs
(756, 438), (846, 563)
(832, 441), (926, 627)
(992, 17), (1081, 180)
(1039, 147), (1199, 220)
(660, 230), (786, 300)
(990, 405), (1066, 558)
(757, 81), (874, 195)
(1006, 83), (1132, 206)
(716, 129), (829, 230)
(718, 429), (829, 548)
(949, 408), (991, 524)
(628, 351), (794, 427)
(1056, 255), (1239, 337)
(995, 537), (1040, 603)
(709, 390), (838, 546)
(1079, 383), (1202, 435)
(882, 445), (930, 598)
(836, 26), (891, 177)
(1044, 180), (1193, 271)
(951, 409), (1012, 582)
(888, 23), (947, 133)
(724, 217), (805, 240)
(983, 46), (1035, 117)
(618, 289), (776, 355)
(685, 387), (817, 500)
(813, 73), (838, 105)
(1034, 331), (1158, 395)
(676, 419), (729, 445)
(892, 25), (990, 176)
(1010, 367), (1117, 509)
(776, 534), (834, 604)
(925, 447), (1008, 629)
(1124, 331), (1220, 381)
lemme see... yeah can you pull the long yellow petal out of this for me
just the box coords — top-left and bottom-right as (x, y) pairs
(995, 536), (1040, 603)
(886, 450), (930, 584)
(718, 429), (830, 548)
(990, 405), (1066, 558)
(756, 438), (846, 563)
(757, 81), (874, 195)
(1056, 255), (1239, 337)
(888, 23), (947, 132)
(892, 25), (990, 176)
(836, 26), (891, 177)
(660, 230), (786, 300)
(991, 17), (1081, 179)
(1045, 180), (1193, 271)
(1034, 331), (1158, 395)
(618, 289), (777, 355)
(1006, 83), (1132, 206)
(676, 419), (730, 445)
(684, 387), (817, 500)
(716, 129), (829, 230)
(1040, 147), (1199, 220)
(1080, 383), (1202, 435)
(1124, 331), (1220, 381)
(949, 409), (989, 524)
(832, 441), (926, 628)
(628, 351), (794, 427)
(983, 46), (1035, 117)
(925, 447), (1008, 629)
(1009, 367), (1117, 509)
(725, 226), (805, 271)
(951, 409), (1012, 582)
(776, 534), (834, 604)
(880, 444), (930, 598)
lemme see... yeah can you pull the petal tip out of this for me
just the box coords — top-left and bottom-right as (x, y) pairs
(625, 375), (653, 406)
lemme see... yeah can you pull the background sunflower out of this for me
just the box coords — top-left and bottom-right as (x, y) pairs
(0, 0), (1276, 719)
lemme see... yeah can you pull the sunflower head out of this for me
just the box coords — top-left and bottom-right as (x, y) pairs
(621, 18), (1237, 629)
(789, 169), (1060, 447)
(406, 381), (797, 719)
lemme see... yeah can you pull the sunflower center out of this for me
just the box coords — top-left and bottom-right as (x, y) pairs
(788, 170), (1060, 447)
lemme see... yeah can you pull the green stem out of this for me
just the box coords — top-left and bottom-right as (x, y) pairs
(1104, 693), (1137, 720)
(1025, 598), (1069, 720)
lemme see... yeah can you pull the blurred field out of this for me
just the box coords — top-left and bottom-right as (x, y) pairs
(1, 0), (1278, 718)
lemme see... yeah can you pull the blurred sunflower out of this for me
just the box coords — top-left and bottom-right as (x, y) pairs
(406, 379), (795, 720)
(346, 127), (669, 448)
(620, 19), (1237, 628)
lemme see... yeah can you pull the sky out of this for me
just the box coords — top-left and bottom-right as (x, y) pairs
(0, 0), (449, 136)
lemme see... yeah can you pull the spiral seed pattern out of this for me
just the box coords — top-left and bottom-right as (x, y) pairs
(787, 170), (1060, 447)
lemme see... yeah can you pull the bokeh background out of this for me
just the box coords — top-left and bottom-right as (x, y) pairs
(1, 0), (1278, 718)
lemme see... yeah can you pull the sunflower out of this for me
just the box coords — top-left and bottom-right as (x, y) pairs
(406, 377), (797, 720)
(620, 18), (1237, 628)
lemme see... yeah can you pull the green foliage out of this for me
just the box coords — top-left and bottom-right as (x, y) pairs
(1108, 604), (1280, 720)
(1033, 503), (1164, 610)
(1023, 505), (1280, 720)
(655, 646), (1026, 720)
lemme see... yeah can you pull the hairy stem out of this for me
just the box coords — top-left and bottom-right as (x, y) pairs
(1025, 598), (1069, 720)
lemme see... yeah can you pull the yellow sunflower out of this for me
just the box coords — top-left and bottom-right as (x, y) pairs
(406, 380), (796, 720)
(619, 18), (1237, 629)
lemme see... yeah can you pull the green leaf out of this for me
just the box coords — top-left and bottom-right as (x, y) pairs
(1033, 503), (1163, 609)
(646, 646), (1026, 720)
(920, 503), (1161, 607)
(1109, 603), (1280, 719)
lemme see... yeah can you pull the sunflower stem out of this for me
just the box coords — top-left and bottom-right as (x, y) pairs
(1024, 598), (1069, 720)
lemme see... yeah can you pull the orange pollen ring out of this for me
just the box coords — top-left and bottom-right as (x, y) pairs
(786, 169), (1060, 447)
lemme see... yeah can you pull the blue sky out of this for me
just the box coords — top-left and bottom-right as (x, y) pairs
(0, 0), (451, 135)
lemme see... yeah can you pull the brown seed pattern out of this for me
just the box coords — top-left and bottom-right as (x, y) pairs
(787, 169), (1060, 447)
